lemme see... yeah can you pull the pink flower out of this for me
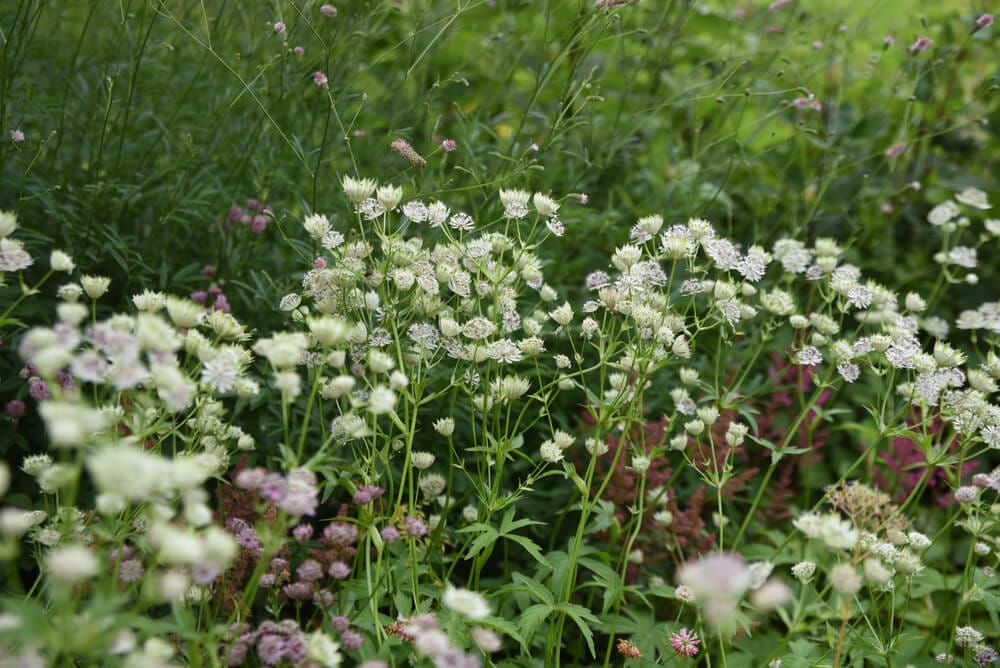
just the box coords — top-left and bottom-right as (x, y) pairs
(670, 628), (700, 657)
(293, 46), (304, 55)
(440, 138), (457, 152)
(10, 129), (24, 143)
(768, 0), (792, 11)
(320, 4), (337, 17)
(313, 71), (329, 89)
(883, 35), (896, 48)
(976, 14), (994, 29)
(313, 257), (327, 268)
(273, 21), (286, 33)
(810, 100), (822, 111)
(881, 202), (894, 214)
(910, 36), (933, 54)
(884, 142), (906, 158)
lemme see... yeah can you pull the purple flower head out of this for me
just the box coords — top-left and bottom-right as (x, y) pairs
(55, 370), (74, 392)
(227, 207), (243, 223)
(320, 4), (337, 17)
(246, 198), (259, 211)
(977, 14), (994, 29)
(292, 523), (314, 542)
(314, 71), (329, 89)
(323, 521), (358, 546)
(213, 294), (231, 313)
(294, 46), (304, 55)
(251, 215), (268, 234)
(192, 563), (221, 584)
(260, 474), (288, 502)
(236, 526), (263, 554)
(269, 557), (290, 574)
(190, 290), (208, 304)
(329, 615), (351, 632)
(282, 581), (314, 600)
(313, 589), (334, 607)
(273, 21), (286, 34)
(353, 484), (385, 505)
(328, 560), (351, 579)
(296, 559), (324, 582)
(910, 36), (933, 54)
(5, 399), (26, 419)
(235, 467), (268, 490)
(284, 631), (308, 662)
(341, 630), (364, 650)
(404, 515), (428, 538)
(256, 633), (286, 665)
(118, 559), (144, 583)
(28, 377), (49, 401)
(226, 641), (249, 666)
(440, 139), (457, 152)
(380, 526), (401, 543)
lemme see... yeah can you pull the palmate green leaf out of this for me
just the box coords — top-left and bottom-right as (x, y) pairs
(517, 603), (552, 644)
(510, 572), (555, 607)
(557, 603), (599, 658)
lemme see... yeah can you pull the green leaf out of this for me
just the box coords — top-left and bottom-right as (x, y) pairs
(517, 603), (552, 643)
(558, 603), (599, 658)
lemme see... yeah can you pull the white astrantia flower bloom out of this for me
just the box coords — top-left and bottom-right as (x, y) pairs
(342, 176), (377, 205)
(0, 210), (18, 237)
(45, 544), (99, 584)
(442, 585), (491, 619)
(499, 189), (531, 219)
(955, 187), (990, 210)
(532, 192), (560, 217)
(927, 200), (960, 225)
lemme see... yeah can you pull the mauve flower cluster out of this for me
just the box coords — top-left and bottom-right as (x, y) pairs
(225, 197), (272, 234)
(225, 620), (309, 666)
(235, 466), (319, 517)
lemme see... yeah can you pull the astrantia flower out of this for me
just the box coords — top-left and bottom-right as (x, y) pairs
(532, 192), (560, 217)
(45, 544), (99, 583)
(670, 628), (700, 657)
(342, 176), (376, 205)
(0, 238), (33, 271)
(442, 585), (491, 619)
(927, 200), (960, 225)
(956, 187), (991, 209)
(499, 189), (531, 219)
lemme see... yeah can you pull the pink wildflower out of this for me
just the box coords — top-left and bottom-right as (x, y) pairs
(977, 14), (994, 29)
(313, 256), (327, 268)
(10, 129), (24, 143)
(314, 71), (329, 89)
(671, 628), (700, 657)
(440, 138), (457, 152)
(273, 21), (286, 34)
(885, 142), (906, 158)
(910, 36), (932, 54)
(884, 35), (896, 48)
(320, 4), (337, 17)
(294, 46), (304, 55)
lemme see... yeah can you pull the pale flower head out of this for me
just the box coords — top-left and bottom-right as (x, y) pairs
(342, 176), (377, 205)
(0, 210), (17, 238)
(955, 187), (991, 210)
(442, 585), (491, 619)
(45, 544), (99, 583)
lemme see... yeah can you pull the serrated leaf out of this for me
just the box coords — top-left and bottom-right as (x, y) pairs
(558, 603), (599, 658)
(518, 603), (552, 643)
